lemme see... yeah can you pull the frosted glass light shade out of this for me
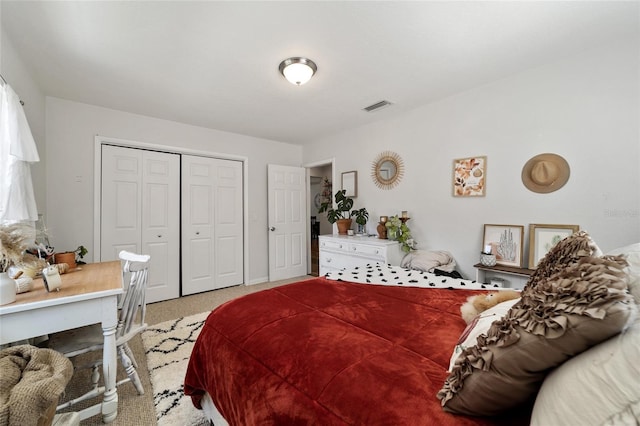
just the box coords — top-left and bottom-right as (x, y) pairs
(279, 57), (317, 86)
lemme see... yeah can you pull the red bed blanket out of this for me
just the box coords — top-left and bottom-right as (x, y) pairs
(184, 277), (531, 425)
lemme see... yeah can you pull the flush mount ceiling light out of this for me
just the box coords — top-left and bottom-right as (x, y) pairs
(278, 57), (317, 86)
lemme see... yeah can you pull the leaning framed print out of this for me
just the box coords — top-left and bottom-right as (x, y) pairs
(482, 224), (524, 267)
(528, 224), (580, 269)
(453, 156), (486, 197)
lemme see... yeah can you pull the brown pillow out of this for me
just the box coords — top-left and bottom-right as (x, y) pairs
(437, 254), (635, 416)
(524, 230), (601, 291)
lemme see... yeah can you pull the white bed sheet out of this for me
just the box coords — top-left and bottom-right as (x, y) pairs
(202, 392), (228, 426)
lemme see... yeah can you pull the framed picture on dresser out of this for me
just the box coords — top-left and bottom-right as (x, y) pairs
(528, 224), (580, 269)
(482, 224), (524, 267)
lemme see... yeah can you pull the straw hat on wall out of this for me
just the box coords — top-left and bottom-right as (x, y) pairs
(521, 153), (570, 193)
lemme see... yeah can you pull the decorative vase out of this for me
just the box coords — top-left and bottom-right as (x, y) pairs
(480, 254), (497, 267)
(336, 219), (353, 235)
(0, 272), (17, 306)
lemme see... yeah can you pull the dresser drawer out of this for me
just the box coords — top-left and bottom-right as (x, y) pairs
(348, 243), (387, 261)
(319, 239), (348, 252)
(319, 251), (352, 270)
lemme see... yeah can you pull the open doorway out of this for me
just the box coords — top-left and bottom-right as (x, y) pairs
(306, 161), (334, 276)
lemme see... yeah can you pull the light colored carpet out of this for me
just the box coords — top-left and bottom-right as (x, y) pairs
(56, 276), (314, 425)
(141, 312), (210, 426)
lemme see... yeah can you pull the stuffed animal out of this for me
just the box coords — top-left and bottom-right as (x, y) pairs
(460, 290), (520, 324)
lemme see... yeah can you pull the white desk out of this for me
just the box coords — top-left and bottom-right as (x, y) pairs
(0, 261), (123, 423)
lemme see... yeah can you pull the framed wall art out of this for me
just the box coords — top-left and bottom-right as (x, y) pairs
(482, 224), (524, 267)
(453, 156), (486, 197)
(528, 224), (580, 269)
(341, 171), (357, 197)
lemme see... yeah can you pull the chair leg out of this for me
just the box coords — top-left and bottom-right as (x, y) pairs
(122, 343), (138, 369)
(118, 345), (144, 395)
(90, 364), (101, 391)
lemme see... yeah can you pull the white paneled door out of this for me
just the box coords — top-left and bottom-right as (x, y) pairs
(182, 155), (243, 295)
(268, 164), (307, 281)
(100, 145), (180, 303)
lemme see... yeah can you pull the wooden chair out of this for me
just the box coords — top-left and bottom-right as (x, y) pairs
(50, 250), (151, 411)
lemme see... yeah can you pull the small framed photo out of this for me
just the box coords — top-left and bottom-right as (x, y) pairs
(453, 156), (486, 197)
(482, 224), (524, 267)
(528, 224), (580, 269)
(342, 171), (357, 197)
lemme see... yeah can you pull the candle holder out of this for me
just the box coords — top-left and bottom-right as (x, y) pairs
(399, 217), (410, 224)
(377, 222), (388, 239)
(480, 253), (497, 267)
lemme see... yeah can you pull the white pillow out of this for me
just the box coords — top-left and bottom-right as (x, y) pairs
(607, 243), (640, 303)
(530, 242), (640, 426)
(448, 298), (519, 372)
(531, 314), (640, 426)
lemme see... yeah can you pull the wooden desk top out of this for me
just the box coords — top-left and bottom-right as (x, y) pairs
(0, 261), (123, 314)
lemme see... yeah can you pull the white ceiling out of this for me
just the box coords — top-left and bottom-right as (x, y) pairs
(2, 1), (638, 145)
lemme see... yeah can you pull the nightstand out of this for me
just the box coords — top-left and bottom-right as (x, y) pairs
(473, 263), (534, 290)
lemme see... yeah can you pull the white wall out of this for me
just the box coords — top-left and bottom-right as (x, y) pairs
(303, 40), (640, 279)
(44, 98), (302, 283)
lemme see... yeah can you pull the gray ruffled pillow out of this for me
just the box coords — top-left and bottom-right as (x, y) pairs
(437, 235), (635, 416)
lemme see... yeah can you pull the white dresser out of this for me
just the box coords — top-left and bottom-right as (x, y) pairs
(319, 235), (405, 276)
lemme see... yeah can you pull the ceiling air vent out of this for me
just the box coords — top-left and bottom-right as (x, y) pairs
(363, 100), (393, 112)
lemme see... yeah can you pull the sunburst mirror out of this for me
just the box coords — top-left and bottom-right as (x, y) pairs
(371, 151), (404, 190)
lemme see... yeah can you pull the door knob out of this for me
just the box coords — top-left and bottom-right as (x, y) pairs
(269, 226), (276, 231)
(196, 231), (200, 235)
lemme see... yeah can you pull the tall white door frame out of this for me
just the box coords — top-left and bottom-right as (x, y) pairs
(93, 136), (250, 289)
(303, 158), (335, 275)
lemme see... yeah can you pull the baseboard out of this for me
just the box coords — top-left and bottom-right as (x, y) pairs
(248, 276), (269, 285)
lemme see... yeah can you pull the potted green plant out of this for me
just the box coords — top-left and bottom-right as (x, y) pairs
(318, 190), (368, 235)
(352, 208), (369, 234)
(54, 245), (88, 269)
(385, 215), (416, 253)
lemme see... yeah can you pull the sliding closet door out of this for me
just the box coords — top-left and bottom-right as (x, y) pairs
(101, 145), (180, 303)
(182, 155), (243, 295)
(101, 145), (142, 257)
(140, 150), (180, 302)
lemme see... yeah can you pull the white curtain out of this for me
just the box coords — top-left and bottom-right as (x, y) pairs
(0, 83), (40, 223)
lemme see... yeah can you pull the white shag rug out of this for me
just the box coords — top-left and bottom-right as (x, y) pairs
(142, 311), (210, 426)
